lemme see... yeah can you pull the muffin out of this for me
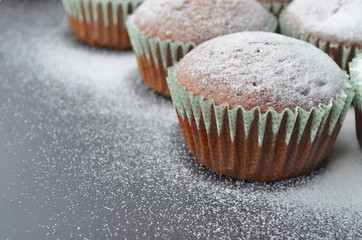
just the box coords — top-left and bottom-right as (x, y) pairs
(350, 54), (362, 148)
(167, 32), (354, 182)
(61, 0), (143, 49)
(280, 0), (362, 70)
(257, 0), (291, 15)
(127, 0), (277, 96)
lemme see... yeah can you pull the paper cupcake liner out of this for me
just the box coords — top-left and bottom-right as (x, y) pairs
(167, 66), (354, 182)
(61, 0), (143, 49)
(349, 55), (362, 147)
(259, 1), (289, 15)
(279, 11), (362, 71)
(126, 17), (278, 96)
(126, 20), (196, 96)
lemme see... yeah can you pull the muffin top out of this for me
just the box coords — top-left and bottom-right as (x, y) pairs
(176, 32), (348, 113)
(284, 0), (362, 47)
(131, 0), (275, 44)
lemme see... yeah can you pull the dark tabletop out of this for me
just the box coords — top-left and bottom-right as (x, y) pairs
(1, 0), (362, 239)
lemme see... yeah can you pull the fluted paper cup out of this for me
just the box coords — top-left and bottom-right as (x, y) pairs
(259, 1), (289, 15)
(61, 0), (143, 49)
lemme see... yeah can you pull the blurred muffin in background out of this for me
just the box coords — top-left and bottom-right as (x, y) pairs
(257, 0), (291, 15)
(61, 0), (143, 49)
(350, 54), (362, 148)
(127, 0), (277, 96)
(280, 0), (362, 70)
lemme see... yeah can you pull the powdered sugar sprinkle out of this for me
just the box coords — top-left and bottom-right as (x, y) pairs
(1, 1), (362, 238)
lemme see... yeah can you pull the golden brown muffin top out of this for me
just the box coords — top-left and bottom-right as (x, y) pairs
(176, 32), (348, 113)
(131, 0), (274, 44)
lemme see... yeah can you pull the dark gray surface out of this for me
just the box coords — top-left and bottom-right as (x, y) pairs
(1, 0), (362, 239)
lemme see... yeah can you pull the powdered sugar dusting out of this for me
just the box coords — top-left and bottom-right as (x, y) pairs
(285, 0), (362, 46)
(132, 0), (274, 44)
(1, 1), (362, 238)
(177, 32), (348, 111)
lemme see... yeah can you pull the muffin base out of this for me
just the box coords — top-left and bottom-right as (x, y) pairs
(177, 109), (342, 182)
(137, 55), (171, 96)
(62, 0), (143, 50)
(68, 15), (131, 49)
(127, 20), (196, 96)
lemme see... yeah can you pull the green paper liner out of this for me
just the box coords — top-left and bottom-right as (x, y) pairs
(349, 54), (362, 148)
(279, 11), (362, 71)
(167, 66), (354, 182)
(126, 16), (278, 96)
(259, 1), (289, 15)
(61, 0), (143, 49)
